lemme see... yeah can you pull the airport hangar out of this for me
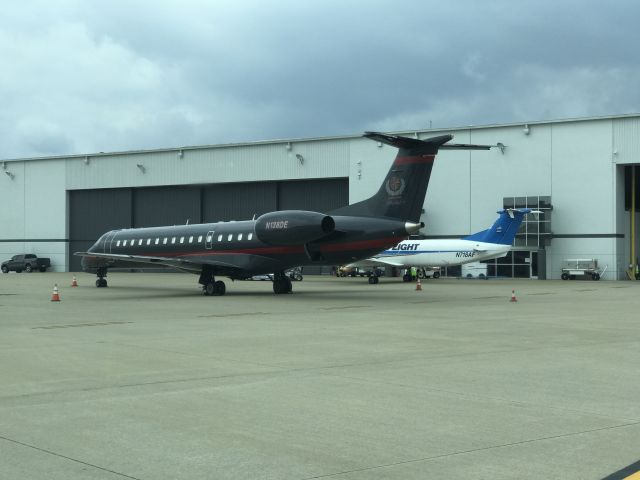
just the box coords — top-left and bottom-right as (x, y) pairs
(2, 113), (640, 281)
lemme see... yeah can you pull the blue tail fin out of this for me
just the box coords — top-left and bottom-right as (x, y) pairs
(464, 209), (532, 245)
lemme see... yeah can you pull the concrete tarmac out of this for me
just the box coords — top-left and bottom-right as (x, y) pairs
(1, 272), (639, 480)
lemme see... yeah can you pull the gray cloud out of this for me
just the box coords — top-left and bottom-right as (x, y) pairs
(2, 0), (640, 159)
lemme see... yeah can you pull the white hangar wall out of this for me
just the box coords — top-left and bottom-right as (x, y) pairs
(0, 159), (67, 270)
(65, 139), (350, 190)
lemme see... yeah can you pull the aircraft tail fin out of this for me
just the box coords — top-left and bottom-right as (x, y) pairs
(329, 132), (492, 222)
(464, 208), (533, 245)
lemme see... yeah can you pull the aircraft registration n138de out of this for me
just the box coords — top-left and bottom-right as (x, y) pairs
(76, 132), (495, 295)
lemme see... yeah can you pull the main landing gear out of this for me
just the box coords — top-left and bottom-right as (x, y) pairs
(199, 267), (226, 296)
(273, 271), (292, 294)
(95, 267), (108, 287)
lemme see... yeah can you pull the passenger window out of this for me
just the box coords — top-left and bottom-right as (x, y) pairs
(238, 233), (243, 241)
(116, 240), (121, 247)
(171, 237), (176, 244)
(180, 237), (185, 244)
(123, 240), (127, 246)
(248, 233), (253, 240)
(217, 234), (223, 241)
(198, 235), (203, 242)
(227, 233), (233, 241)
(189, 236), (194, 243)
(138, 239), (143, 246)
(155, 238), (159, 245)
(146, 239), (151, 245)
(163, 238), (168, 245)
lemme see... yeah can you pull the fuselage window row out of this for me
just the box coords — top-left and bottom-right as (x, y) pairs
(112, 232), (254, 249)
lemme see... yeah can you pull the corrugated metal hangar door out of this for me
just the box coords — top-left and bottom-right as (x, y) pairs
(68, 189), (133, 272)
(133, 186), (201, 228)
(68, 178), (348, 272)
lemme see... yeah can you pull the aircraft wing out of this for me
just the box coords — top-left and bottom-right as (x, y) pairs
(368, 256), (407, 267)
(74, 251), (275, 278)
(347, 255), (408, 268)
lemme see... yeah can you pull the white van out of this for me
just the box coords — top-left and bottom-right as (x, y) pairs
(461, 262), (488, 279)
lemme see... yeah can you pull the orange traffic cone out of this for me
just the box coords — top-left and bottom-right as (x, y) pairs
(71, 276), (78, 287)
(51, 284), (61, 302)
(415, 278), (422, 291)
(510, 289), (517, 302)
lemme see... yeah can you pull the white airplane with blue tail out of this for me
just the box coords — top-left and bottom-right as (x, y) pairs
(348, 208), (537, 283)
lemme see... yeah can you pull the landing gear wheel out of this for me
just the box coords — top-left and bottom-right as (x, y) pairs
(203, 280), (226, 296)
(96, 267), (108, 287)
(204, 282), (215, 296)
(273, 277), (292, 294)
(214, 280), (226, 296)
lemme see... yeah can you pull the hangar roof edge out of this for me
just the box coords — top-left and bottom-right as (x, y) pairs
(3, 112), (640, 163)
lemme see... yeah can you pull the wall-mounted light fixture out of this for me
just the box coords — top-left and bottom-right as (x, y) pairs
(286, 142), (292, 151)
(377, 142), (383, 148)
(1, 161), (6, 170)
(177, 149), (183, 158)
(295, 154), (304, 165)
(5, 171), (15, 180)
(496, 142), (506, 154)
(84, 156), (90, 165)
(136, 163), (146, 173)
(523, 124), (530, 135)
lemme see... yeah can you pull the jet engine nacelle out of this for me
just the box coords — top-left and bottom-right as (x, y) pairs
(255, 210), (335, 245)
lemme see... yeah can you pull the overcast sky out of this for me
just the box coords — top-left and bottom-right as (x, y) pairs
(2, 0), (639, 159)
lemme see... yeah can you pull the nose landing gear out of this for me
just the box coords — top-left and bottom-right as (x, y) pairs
(95, 267), (108, 287)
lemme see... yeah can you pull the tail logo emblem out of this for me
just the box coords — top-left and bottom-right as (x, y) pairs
(385, 176), (406, 197)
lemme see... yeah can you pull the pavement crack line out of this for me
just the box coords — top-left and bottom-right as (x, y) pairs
(0, 434), (142, 480)
(300, 421), (640, 479)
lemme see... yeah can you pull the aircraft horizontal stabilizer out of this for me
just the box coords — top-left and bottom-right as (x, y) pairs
(439, 143), (493, 150)
(364, 131), (495, 151)
(364, 132), (453, 150)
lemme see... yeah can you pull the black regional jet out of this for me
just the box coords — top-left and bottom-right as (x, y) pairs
(76, 132), (491, 295)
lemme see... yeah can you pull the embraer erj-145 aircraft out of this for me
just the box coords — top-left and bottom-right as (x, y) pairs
(348, 208), (536, 284)
(76, 132), (494, 295)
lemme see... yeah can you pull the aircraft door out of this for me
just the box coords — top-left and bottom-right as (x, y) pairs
(530, 251), (538, 279)
(103, 231), (117, 253)
(205, 230), (215, 249)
